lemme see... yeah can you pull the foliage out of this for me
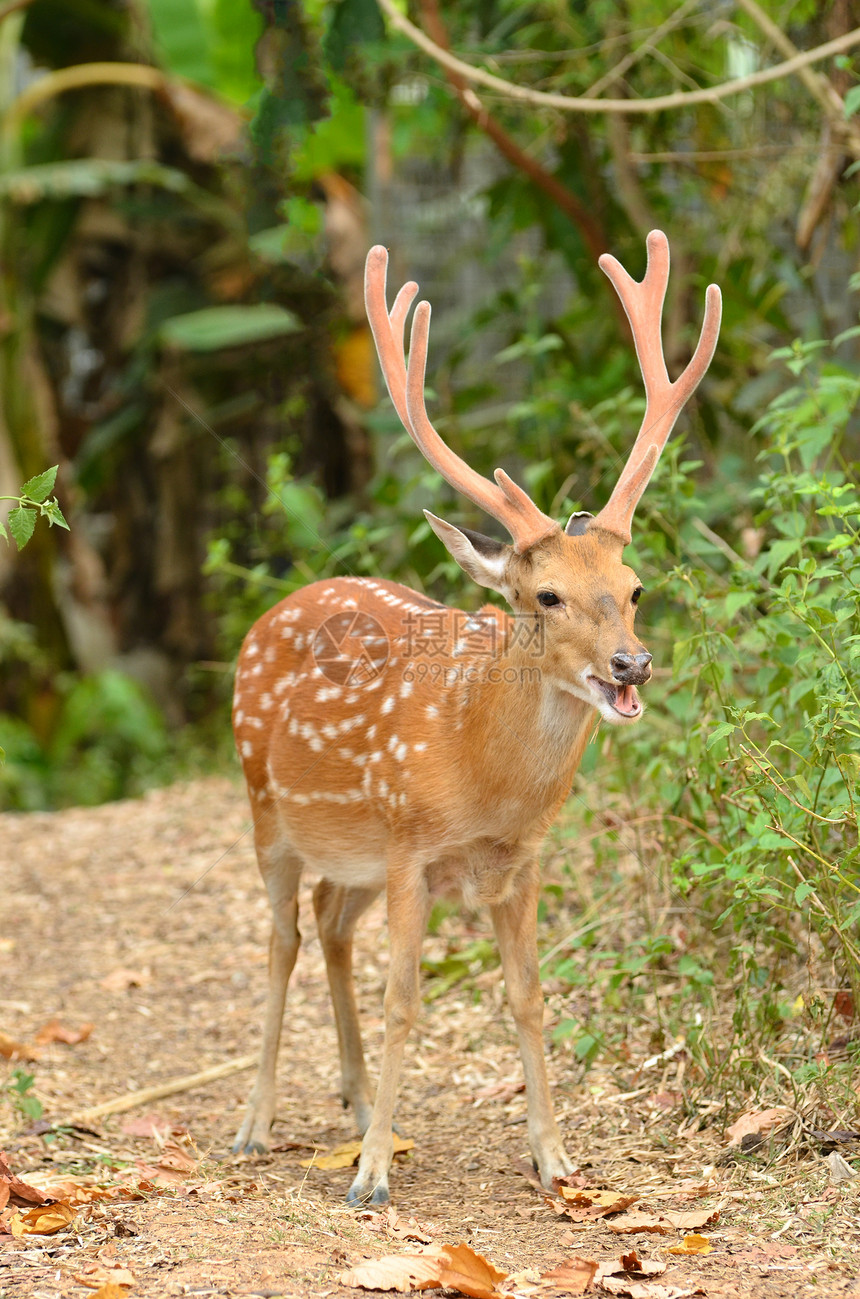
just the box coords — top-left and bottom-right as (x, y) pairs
(3, 1068), (42, 1124)
(0, 670), (168, 809)
(0, 466), (68, 550)
(546, 336), (860, 1057)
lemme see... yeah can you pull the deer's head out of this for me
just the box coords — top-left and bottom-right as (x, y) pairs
(365, 233), (721, 725)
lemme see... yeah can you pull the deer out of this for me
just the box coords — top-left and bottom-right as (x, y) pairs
(231, 231), (721, 1205)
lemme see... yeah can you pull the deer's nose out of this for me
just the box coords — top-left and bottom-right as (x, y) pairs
(610, 651), (652, 684)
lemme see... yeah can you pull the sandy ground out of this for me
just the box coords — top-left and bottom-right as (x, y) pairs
(1, 778), (858, 1298)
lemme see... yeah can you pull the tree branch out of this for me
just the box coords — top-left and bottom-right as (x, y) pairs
(415, 0), (612, 275)
(733, 0), (844, 118)
(376, 0), (860, 116)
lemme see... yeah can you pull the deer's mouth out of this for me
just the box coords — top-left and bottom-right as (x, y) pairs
(587, 676), (642, 719)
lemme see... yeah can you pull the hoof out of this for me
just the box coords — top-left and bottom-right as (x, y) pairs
(231, 1138), (269, 1156)
(346, 1179), (390, 1208)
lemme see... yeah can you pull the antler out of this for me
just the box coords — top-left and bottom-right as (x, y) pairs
(592, 230), (722, 545)
(365, 245), (558, 554)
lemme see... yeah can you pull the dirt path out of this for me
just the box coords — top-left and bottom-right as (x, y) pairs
(1, 779), (857, 1298)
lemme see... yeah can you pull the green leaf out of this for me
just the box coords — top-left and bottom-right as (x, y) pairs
(20, 465), (57, 504)
(795, 881), (815, 904)
(148, 0), (216, 86)
(706, 721), (736, 748)
(324, 0), (384, 72)
(8, 507), (36, 548)
(42, 500), (70, 531)
(0, 518), (6, 542)
(210, 0), (264, 104)
(724, 589), (757, 619)
(844, 84), (860, 119)
(0, 158), (191, 203)
(159, 304), (302, 352)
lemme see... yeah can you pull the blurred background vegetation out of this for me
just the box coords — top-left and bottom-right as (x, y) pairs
(1, 0), (858, 1095)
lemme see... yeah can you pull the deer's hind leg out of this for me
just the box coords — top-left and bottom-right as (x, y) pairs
(233, 810), (303, 1155)
(313, 880), (381, 1135)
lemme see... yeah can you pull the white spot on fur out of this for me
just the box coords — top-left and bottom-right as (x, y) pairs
(381, 696), (395, 715)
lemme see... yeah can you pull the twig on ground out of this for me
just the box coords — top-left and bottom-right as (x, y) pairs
(58, 1053), (259, 1126)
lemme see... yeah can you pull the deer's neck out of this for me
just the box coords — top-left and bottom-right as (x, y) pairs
(442, 622), (597, 817)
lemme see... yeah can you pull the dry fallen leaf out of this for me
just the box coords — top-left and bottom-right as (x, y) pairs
(724, 1107), (794, 1150)
(356, 1207), (436, 1244)
(552, 1188), (639, 1222)
(667, 1234), (711, 1256)
(434, 1242), (510, 1299)
(0, 1030), (38, 1061)
(75, 1264), (135, 1289)
(300, 1135), (414, 1170)
(606, 1213), (674, 1236)
(538, 1255), (598, 1294)
(663, 1209), (720, 1231)
(87, 1285), (132, 1299)
(41, 1178), (141, 1208)
(337, 1252), (442, 1291)
(338, 1242), (511, 1298)
(826, 1151), (857, 1183)
(11, 1200), (75, 1236)
(0, 1152), (50, 1207)
(134, 1136), (200, 1188)
(613, 1251), (667, 1278)
(599, 1282), (704, 1299)
(33, 1018), (94, 1046)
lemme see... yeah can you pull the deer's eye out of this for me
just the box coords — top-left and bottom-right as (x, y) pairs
(631, 587), (644, 606)
(537, 591), (561, 608)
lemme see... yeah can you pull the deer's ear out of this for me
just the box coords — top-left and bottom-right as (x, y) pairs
(424, 511), (511, 595)
(564, 510), (593, 537)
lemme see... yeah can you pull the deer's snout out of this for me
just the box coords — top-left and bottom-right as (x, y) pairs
(610, 651), (652, 685)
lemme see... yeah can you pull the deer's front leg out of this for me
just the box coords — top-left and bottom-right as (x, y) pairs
(347, 869), (429, 1206)
(491, 865), (574, 1188)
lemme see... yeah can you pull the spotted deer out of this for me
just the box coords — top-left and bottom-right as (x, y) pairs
(231, 231), (721, 1204)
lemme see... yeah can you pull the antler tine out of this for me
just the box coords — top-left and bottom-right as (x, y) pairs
(405, 300), (557, 553)
(365, 245), (557, 554)
(365, 245), (418, 430)
(592, 230), (722, 545)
